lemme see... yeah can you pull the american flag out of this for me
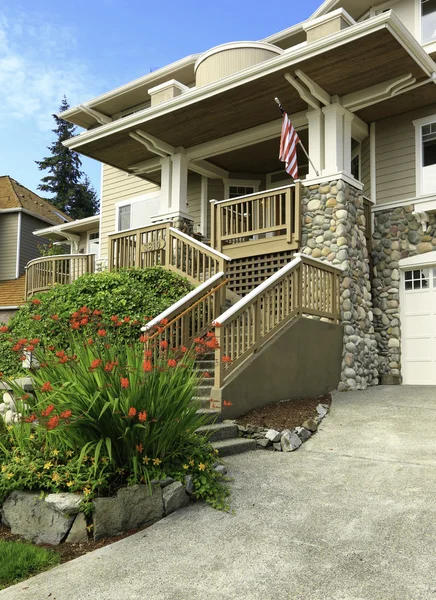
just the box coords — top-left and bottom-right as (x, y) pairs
(279, 112), (300, 179)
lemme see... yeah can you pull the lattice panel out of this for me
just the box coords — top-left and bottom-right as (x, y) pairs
(227, 250), (295, 296)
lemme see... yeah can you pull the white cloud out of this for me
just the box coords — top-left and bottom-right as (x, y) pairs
(0, 11), (103, 131)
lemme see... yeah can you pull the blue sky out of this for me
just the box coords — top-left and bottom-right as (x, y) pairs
(0, 0), (320, 201)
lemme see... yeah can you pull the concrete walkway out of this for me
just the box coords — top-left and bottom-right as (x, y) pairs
(3, 386), (436, 600)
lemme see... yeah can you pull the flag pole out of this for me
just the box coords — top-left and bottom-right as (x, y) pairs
(275, 97), (319, 177)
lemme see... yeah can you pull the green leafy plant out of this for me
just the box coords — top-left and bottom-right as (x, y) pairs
(0, 540), (60, 589)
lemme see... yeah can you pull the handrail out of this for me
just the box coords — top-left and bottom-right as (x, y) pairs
(25, 254), (95, 299)
(212, 254), (341, 388)
(168, 227), (231, 261)
(141, 273), (228, 358)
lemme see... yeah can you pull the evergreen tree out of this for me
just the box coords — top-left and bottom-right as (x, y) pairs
(36, 96), (99, 219)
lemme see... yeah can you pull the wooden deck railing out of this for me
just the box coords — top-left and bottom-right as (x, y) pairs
(142, 272), (227, 357)
(108, 223), (230, 286)
(212, 254), (341, 388)
(25, 254), (95, 299)
(211, 183), (301, 259)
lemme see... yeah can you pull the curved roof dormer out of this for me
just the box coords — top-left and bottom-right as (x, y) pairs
(194, 41), (283, 87)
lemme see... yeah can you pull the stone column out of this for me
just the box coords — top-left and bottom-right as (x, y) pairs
(301, 177), (379, 390)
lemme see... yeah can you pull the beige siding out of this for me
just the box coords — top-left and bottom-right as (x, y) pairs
(100, 165), (160, 260)
(361, 136), (371, 198)
(0, 214), (18, 280)
(207, 178), (225, 241)
(187, 173), (202, 233)
(375, 0), (417, 38)
(19, 215), (50, 275)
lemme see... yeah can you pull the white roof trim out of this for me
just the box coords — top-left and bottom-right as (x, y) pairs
(194, 41), (283, 73)
(310, 0), (341, 20)
(148, 79), (189, 95)
(303, 7), (356, 32)
(399, 251), (436, 269)
(33, 214), (100, 236)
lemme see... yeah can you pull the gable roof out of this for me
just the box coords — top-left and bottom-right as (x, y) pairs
(0, 176), (70, 225)
(0, 275), (26, 309)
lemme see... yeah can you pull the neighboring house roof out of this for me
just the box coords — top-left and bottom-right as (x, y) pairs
(0, 176), (70, 225)
(0, 275), (26, 309)
(32, 214), (100, 245)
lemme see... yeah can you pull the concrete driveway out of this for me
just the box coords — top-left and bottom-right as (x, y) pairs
(3, 386), (436, 600)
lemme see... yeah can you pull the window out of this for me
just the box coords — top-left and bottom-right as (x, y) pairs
(88, 231), (100, 256)
(224, 180), (260, 200)
(228, 185), (255, 199)
(118, 205), (131, 231)
(351, 142), (361, 181)
(404, 268), (430, 290)
(413, 116), (436, 196)
(422, 0), (436, 43)
(116, 193), (161, 232)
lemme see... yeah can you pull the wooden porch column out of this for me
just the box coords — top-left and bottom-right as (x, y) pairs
(322, 102), (346, 174)
(170, 152), (189, 214)
(306, 108), (324, 177)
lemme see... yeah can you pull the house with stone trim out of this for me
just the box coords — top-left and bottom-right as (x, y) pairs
(0, 176), (69, 323)
(29, 0), (436, 402)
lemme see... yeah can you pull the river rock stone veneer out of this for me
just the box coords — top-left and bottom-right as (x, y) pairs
(301, 179), (379, 390)
(372, 205), (436, 380)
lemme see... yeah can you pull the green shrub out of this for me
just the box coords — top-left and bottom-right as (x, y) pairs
(0, 267), (192, 377)
(0, 541), (60, 589)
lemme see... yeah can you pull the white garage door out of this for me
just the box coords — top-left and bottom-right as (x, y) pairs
(401, 267), (436, 384)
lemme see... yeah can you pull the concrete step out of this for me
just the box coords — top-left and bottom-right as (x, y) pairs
(196, 360), (216, 370)
(196, 422), (238, 442)
(193, 396), (211, 409)
(197, 408), (221, 424)
(212, 437), (256, 456)
(196, 384), (214, 398)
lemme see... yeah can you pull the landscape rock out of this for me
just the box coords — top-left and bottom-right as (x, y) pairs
(163, 482), (190, 516)
(93, 484), (163, 541)
(273, 443), (282, 451)
(265, 429), (281, 443)
(185, 475), (194, 495)
(295, 426), (311, 442)
(1, 491), (75, 545)
(280, 430), (302, 452)
(302, 418), (318, 432)
(45, 493), (84, 515)
(65, 513), (88, 544)
(214, 465), (227, 476)
(256, 438), (272, 448)
(316, 404), (329, 419)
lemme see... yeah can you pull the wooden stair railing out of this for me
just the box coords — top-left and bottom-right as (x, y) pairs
(25, 254), (95, 299)
(108, 223), (230, 286)
(141, 272), (227, 358)
(212, 254), (341, 389)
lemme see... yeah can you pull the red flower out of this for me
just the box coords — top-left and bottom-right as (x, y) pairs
(25, 345), (35, 352)
(21, 393), (30, 401)
(24, 414), (37, 423)
(30, 338), (40, 345)
(181, 346), (188, 353)
(203, 372), (211, 378)
(120, 377), (129, 389)
(128, 407), (137, 418)
(41, 403), (55, 416)
(31, 298), (41, 305)
(87, 338), (93, 345)
(93, 309), (102, 316)
(136, 443), (143, 453)
(60, 410), (72, 419)
(144, 349), (152, 359)
(79, 306), (90, 314)
(206, 338), (220, 349)
(47, 415), (60, 430)
(160, 318), (169, 326)
(142, 359), (152, 372)
(0, 326), (8, 333)
(214, 322), (222, 327)
(56, 350), (66, 358)
(51, 315), (59, 321)
(110, 315), (118, 322)
(20, 355), (26, 361)
(72, 311), (80, 319)
(90, 359), (102, 370)
(222, 355), (232, 363)
(58, 356), (68, 364)
(138, 411), (147, 422)
(104, 361), (115, 372)
(159, 340), (168, 350)
(47, 345), (55, 351)
(31, 315), (42, 321)
(41, 382), (53, 393)
(139, 334), (148, 343)
(71, 321), (80, 330)
(123, 316), (130, 323)
(223, 400), (233, 407)
(80, 317), (89, 326)
(97, 329), (107, 337)
(167, 359), (177, 368)
(11, 344), (21, 352)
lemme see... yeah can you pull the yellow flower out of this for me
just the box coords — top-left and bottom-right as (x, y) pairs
(37, 472), (42, 479)
(142, 456), (150, 465)
(43, 461), (52, 470)
(189, 459), (194, 466)
(14, 456), (20, 463)
(183, 464), (189, 470)
(29, 434), (35, 440)
(52, 472), (60, 482)
(66, 450), (74, 457)
(152, 458), (162, 466)
(6, 472), (13, 479)
(198, 463), (206, 471)
(52, 449), (60, 456)
(214, 448), (219, 454)
(1, 465), (7, 473)
(86, 524), (94, 532)
(6, 426), (12, 431)
(66, 481), (74, 488)
(83, 487), (91, 496)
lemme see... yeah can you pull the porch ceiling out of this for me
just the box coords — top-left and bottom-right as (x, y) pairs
(71, 27), (429, 177)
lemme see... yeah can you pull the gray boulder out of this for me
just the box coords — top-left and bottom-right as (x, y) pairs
(45, 493), (84, 515)
(65, 513), (88, 544)
(1, 491), (75, 545)
(163, 482), (190, 515)
(316, 404), (329, 419)
(295, 426), (312, 442)
(256, 438), (272, 448)
(302, 418), (318, 432)
(265, 429), (282, 443)
(280, 429), (302, 452)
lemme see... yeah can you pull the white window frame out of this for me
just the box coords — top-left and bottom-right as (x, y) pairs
(351, 143), (362, 182)
(87, 229), (100, 258)
(115, 191), (161, 233)
(413, 113), (436, 199)
(418, 0), (436, 48)
(224, 179), (261, 199)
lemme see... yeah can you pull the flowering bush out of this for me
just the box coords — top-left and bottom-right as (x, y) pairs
(0, 267), (192, 377)
(0, 312), (229, 510)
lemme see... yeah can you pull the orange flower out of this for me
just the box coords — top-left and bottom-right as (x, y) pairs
(222, 356), (232, 363)
(139, 334), (148, 343)
(0, 326), (8, 333)
(206, 338), (220, 349)
(41, 403), (55, 416)
(90, 358), (102, 370)
(203, 372), (211, 378)
(31, 298), (41, 305)
(167, 359), (177, 368)
(56, 350), (66, 358)
(30, 338), (40, 345)
(110, 315), (118, 322)
(104, 361), (114, 372)
(142, 359), (152, 372)
(21, 393), (30, 401)
(223, 400), (233, 407)
(143, 349), (152, 359)
(93, 309), (102, 316)
(31, 315), (42, 321)
(17, 338), (28, 345)
(20, 355), (26, 361)
(51, 315), (59, 321)
(123, 316), (130, 323)
(138, 411), (147, 422)
(181, 345), (188, 353)
(120, 377), (129, 389)
(80, 306), (90, 314)
(80, 317), (89, 326)
(47, 415), (60, 430)
(136, 443), (143, 453)
(41, 382), (53, 393)
(159, 340), (168, 350)
(58, 356), (68, 364)
(25, 345), (35, 352)
(11, 343), (21, 352)
(71, 322), (80, 330)
(128, 407), (137, 418)
(87, 338), (93, 345)
(97, 329), (107, 337)
(47, 345), (55, 351)
(24, 414), (37, 423)
(214, 322), (222, 327)
(160, 318), (169, 326)
(60, 410), (72, 419)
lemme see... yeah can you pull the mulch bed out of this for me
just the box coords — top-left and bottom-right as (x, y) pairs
(236, 393), (332, 431)
(0, 523), (149, 565)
